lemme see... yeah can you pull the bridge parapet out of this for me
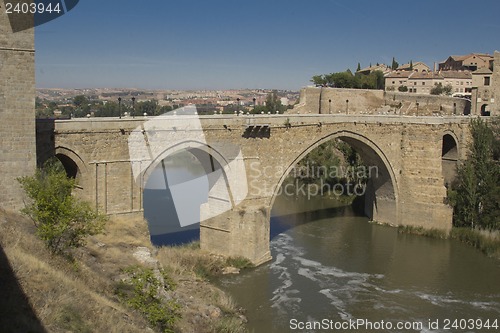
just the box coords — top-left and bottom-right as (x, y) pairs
(292, 87), (471, 116)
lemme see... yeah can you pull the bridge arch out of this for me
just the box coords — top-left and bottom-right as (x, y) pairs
(441, 131), (459, 186)
(54, 146), (87, 186)
(140, 140), (245, 245)
(270, 130), (399, 224)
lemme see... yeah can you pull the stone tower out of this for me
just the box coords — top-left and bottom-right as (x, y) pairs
(0, 10), (36, 210)
(493, 51), (500, 116)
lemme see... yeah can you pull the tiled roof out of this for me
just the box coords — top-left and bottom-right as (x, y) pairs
(384, 71), (411, 78)
(472, 68), (493, 75)
(397, 61), (429, 70)
(440, 71), (471, 79)
(408, 72), (441, 79)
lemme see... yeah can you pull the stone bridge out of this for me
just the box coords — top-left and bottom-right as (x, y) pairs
(37, 102), (471, 264)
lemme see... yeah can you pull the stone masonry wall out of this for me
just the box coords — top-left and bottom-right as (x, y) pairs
(0, 10), (36, 211)
(493, 51), (500, 116)
(293, 87), (470, 116)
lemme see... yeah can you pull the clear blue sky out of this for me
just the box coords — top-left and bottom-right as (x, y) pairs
(35, 0), (500, 90)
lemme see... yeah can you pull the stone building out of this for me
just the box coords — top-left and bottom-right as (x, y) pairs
(385, 70), (472, 95)
(471, 67), (494, 115)
(396, 61), (431, 73)
(0, 12), (36, 210)
(439, 53), (494, 71)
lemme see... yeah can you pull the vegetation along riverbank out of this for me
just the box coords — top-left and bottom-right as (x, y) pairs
(400, 117), (500, 258)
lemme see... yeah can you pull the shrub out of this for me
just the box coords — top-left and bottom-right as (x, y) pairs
(116, 266), (180, 333)
(17, 159), (106, 256)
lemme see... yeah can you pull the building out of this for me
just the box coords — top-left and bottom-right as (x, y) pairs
(384, 71), (412, 91)
(493, 51), (500, 115)
(356, 64), (392, 75)
(384, 70), (472, 95)
(406, 72), (443, 94)
(439, 53), (493, 71)
(470, 52), (498, 116)
(441, 71), (473, 95)
(396, 61), (431, 73)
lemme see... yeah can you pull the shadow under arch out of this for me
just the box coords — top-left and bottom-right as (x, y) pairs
(54, 146), (87, 177)
(270, 130), (400, 225)
(140, 141), (238, 246)
(441, 131), (459, 186)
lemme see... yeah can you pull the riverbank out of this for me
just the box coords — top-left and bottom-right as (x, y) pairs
(398, 225), (500, 259)
(0, 209), (249, 333)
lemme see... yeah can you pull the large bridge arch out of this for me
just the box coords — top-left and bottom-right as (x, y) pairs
(140, 140), (248, 244)
(270, 130), (399, 224)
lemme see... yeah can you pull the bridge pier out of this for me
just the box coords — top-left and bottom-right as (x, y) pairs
(200, 202), (272, 266)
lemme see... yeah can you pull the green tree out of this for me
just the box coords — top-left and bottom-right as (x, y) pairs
(137, 99), (159, 116)
(409, 60), (413, 71)
(398, 85), (408, 92)
(311, 75), (326, 86)
(17, 159), (106, 255)
(265, 90), (284, 113)
(73, 95), (88, 107)
(391, 57), (399, 70)
(430, 83), (444, 95)
(356, 63), (361, 72)
(449, 118), (500, 230)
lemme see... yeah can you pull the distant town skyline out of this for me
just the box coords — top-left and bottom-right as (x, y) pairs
(35, 0), (500, 91)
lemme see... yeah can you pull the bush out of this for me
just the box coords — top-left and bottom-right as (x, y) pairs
(448, 118), (499, 230)
(116, 266), (180, 333)
(17, 159), (106, 256)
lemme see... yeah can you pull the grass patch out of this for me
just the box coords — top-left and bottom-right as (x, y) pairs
(398, 224), (500, 258)
(116, 266), (181, 333)
(450, 228), (500, 258)
(397, 225), (449, 239)
(225, 257), (254, 270)
(211, 317), (247, 333)
(55, 305), (92, 333)
(157, 242), (254, 279)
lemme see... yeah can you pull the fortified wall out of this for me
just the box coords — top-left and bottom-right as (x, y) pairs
(0, 10), (36, 210)
(293, 87), (471, 116)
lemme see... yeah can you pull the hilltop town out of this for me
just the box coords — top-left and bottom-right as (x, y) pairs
(313, 52), (498, 117)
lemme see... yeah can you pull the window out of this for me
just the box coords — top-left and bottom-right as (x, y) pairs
(484, 76), (490, 86)
(414, 82), (417, 85)
(422, 82), (426, 85)
(460, 82), (463, 85)
(392, 81), (395, 84)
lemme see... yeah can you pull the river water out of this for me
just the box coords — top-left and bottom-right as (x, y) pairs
(218, 194), (500, 333)
(142, 156), (500, 333)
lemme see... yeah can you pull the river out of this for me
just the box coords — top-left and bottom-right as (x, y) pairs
(142, 157), (500, 333)
(217, 193), (500, 333)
